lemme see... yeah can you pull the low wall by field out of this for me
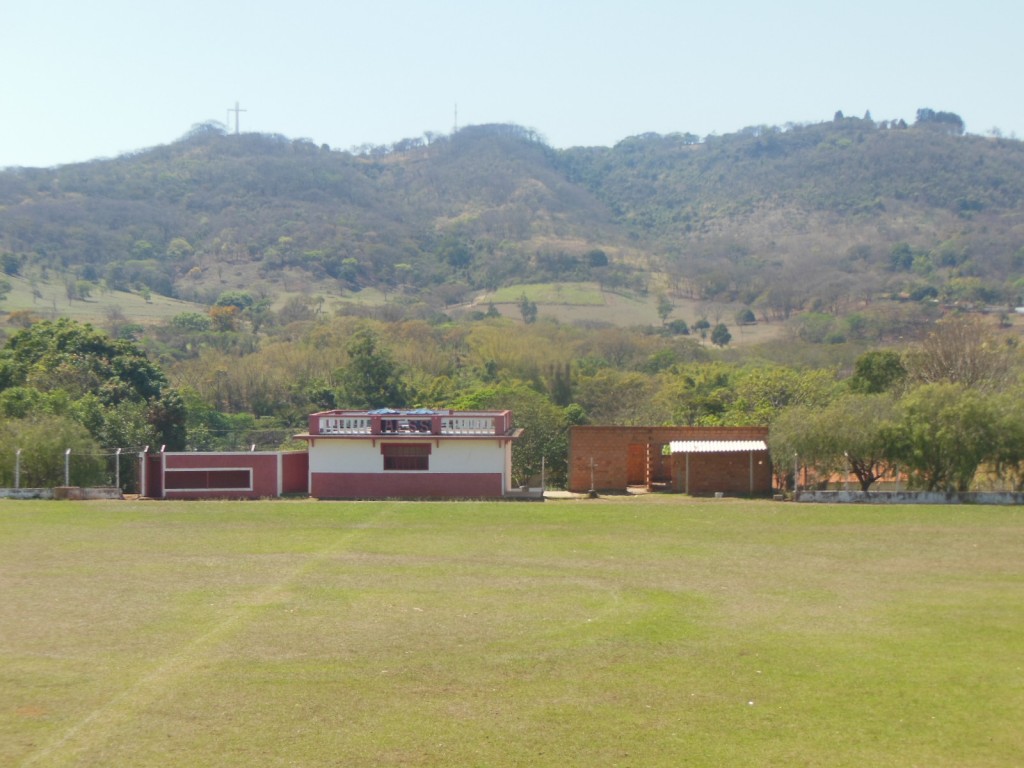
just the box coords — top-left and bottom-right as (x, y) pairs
(797, 490), (1024, 505)
(0, 488), (55, 500)
(0, 487), (123, 501)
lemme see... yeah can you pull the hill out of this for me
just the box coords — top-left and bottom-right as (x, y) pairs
(2, 111), (1023, 332)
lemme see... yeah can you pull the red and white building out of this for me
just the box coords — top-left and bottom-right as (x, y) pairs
(298, 408), (522, 499)
(140, 408), (523, 500)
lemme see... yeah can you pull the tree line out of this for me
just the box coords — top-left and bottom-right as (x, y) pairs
(3, 304), (1021, 493)
(770, 317), (1024, 492)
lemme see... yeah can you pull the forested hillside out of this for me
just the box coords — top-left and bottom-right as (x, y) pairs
(2, 110), (1023, 322)
(3, 110), (1024, 491)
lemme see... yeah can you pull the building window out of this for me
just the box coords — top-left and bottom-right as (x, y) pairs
(381, 443), (430, 471)
(164, 469), (252, 490)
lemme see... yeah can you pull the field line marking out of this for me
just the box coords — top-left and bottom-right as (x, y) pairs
(19, 514), (379, 767)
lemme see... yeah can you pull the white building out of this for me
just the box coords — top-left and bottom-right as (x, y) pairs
(297, 408), (523, 499)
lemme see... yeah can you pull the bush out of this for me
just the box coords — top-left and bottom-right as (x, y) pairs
(0, 414), (106, 487)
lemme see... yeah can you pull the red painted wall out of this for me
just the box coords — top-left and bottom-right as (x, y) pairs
(281, 451), (309, 494)
(144, 454), (162, 497)
(311, 472), (504, 499)
(161, 453), (279, 499)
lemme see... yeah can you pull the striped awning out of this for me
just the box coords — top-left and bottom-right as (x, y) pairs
(669, 440), (768, 454)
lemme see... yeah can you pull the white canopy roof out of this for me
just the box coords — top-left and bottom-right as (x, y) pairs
(669, 440), (767, 454)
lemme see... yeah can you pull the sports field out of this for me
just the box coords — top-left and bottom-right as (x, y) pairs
(2, 496), (1021, 767)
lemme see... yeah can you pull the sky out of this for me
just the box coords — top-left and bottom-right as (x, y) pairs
(2, 0), (1021, 168)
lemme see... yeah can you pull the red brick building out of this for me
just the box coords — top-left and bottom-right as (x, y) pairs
(568, 425), (772, 496)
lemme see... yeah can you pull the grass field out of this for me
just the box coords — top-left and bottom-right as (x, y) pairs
(0, 273), (207, 330)
(477, 282), (785, 346)
(2, 496), (1021, 767)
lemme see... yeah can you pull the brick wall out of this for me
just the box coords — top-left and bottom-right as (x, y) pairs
(568, 425), (771, 495)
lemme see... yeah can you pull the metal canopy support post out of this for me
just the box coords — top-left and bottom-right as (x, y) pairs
(749, 450), (754, 496)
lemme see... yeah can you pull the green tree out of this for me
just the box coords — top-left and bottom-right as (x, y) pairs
(170, 312), (213, 332)
(849, 349), (907, 394)
(0, 319), (167, 404)
(771, 394), (896, 491)
(693, 318), (710, 343)
(0, 319), (186, 455)
(575, 368), (664, 425)
(0, 253), (21, 276)
(657, 362), (734, 426)
(214, 291), (255, 310)
(336, 328), (408, 408)
(665, 318), (689, 336)
(166, 237), (194, 261)
(453, 382), (570, 487)
(518, 293), (538, 324)
(990, 388), (1024, 491)
(883, 383), (998, 492)
(710, 323), (731, 347)
(735, 308), (756, 325)
(656, 293), (673, 325)
(728, 366), (838, 426)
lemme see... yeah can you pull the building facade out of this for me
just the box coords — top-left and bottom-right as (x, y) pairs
(141, 450), (309, 500)
(568, 425), (772, 496)
(298, 409), (523, 499)
(140, 409), (523, 500)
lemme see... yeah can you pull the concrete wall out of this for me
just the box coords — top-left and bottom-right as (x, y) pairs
(0, 488), (122, 500)
(568, 426), (770, 494)
(797, 490), (1024, 505)
(0, 488), (54, 499)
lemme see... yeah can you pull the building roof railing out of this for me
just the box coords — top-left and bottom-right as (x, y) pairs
(310, 409), (513, 437)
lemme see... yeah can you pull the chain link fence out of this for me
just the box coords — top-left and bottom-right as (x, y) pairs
(0, 448), (139, 491)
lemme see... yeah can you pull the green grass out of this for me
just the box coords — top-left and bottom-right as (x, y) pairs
(2, 497), (1022, 767)
(0, 273), (204, 328)
(486, 282), (608, 306)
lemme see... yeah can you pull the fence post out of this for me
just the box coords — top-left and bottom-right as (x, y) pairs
(65, 448), (71, 487)
(15, 449), (21, 490)
(115, 448), (122, 490)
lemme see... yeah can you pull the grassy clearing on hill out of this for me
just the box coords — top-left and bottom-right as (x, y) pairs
(486, 282), (608, 306)
(2, 496), (1021, 767)
(478, 281), (785, 345)
(0, 273), (203, 330)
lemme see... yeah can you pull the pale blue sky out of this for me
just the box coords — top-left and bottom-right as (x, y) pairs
(1, 0), (1020, 168)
